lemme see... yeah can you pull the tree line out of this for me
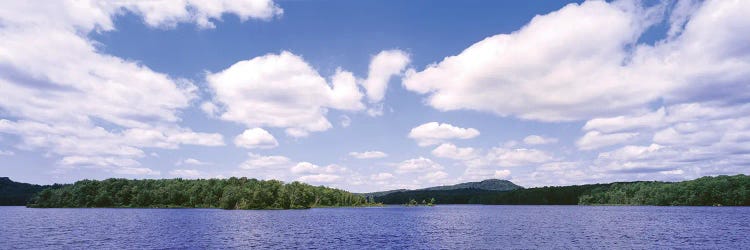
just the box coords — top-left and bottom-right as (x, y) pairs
(579, 174), (750, 206)
(28, 177), (370, 209)
(0, 177), (61, 206)
(375, 175), (750, 206)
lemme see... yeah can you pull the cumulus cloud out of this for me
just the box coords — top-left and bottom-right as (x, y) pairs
(0, 1), (266, 174)
(234, 153), (358, 187)
(339, 115), (352, 128)
(485, 147), (555, 167)
(402, 1), (750, 123)
(587, 102), (750, 177)
(408, 122), (480, 146)
(0, 120), (223, 171)
(291, 162), (350, 185)
(206, 48), (410, 136)
(176, 158), (210, 166)
(394, 157), (444, 174)
(290, 162), (347, 175)
(234, 128), (279, 149)
(361, 50), (411, 103)
(298, 174), (341, 184)
(112, 167), (161, 176)
(370, 172), (395, 181)
(494, 170), (512, 179)
(523, 135), (558, 145)
(349, 151), (388, 159)
(169, 169), (203, 178)
(205, 52), (365, 137)
(595, 144), (677, 173)
(576, 131), (639, 151)
(431, 143), (477, 160)
(418, 171), (449, 184)
(59, 156), (140, 168)
(239, 153), (292, 170)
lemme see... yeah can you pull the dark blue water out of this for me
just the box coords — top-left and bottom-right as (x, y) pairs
(1, 205), (748, 249)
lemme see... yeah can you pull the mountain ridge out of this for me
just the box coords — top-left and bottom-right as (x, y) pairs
(0, 177), (57, 206)
(362, 179), (522, 198)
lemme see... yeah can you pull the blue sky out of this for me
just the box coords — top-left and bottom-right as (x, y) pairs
(1, 0), (749, 192)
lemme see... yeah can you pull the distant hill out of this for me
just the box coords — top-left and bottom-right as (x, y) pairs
(362, 179), (523, 201)
(373, 175), (750, 206)
(420, 179), (522, 192)
(0, 177), (58, 206)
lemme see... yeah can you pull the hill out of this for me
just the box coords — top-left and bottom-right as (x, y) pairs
(362, 179), (523, 200)
(373, 175), (750, 206)
(0, 177), (59, 206)
(420, 179), (522, 191)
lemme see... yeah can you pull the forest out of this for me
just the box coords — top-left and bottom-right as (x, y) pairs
(579, 174), (750, 206)
(28, 177), (369, 209)
(375, 175), (750, 206)
(0, 177), (60, 206)
(12, 174), (750, 209)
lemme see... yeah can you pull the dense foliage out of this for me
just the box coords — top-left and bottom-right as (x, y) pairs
(421, 179), (522, 191)
(376, 175), (750, 206)
(375, 189), (500, 204)
(362, 179), (523, 200)
(374, 184), (609, 205)
(28, 177), (369, 209)
(579, 175), (750, 206)
(0, 177), (60, 206)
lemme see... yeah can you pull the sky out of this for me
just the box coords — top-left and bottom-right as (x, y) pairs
(1, 0), (749, 192)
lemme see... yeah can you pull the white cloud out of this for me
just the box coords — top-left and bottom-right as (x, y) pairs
(123, 127), (224, 148)
(339, 115), (352, 128)
(290, 162), (347, 175)
(586, 102), (750, 176)
(200, 102), (220, 117)
(234, 153), (359, 187)
(494, 170), (511, 179)
(583, 108), (666, 133)
(0, 120), (224, 169)
(523, 135), (558, 145)
(485, 147), (555, 167)
(595, 144), (677, 173)
(298, 174), (341, 184)
(176, 158), (210, 166)
(234, 128), (279, 149)
(431, 143), (477, 160)
(576, 131), (638, 151)
(112, 167), (160, 176)
(107, 0), (282, 29)
(349, 151), (388, 159)
(59, 156), (140, 168)
(366, 103), (385, 117)
(0, 150), (14, 156)
(239, 153), (292, 170)
(516, 161), (596, 187)
(361, 50), (411, 103)
(660, 169), (685, 175)
(0, 0), (258, 174)
(418, 171), (449, 184)
(169, 169), (203, 178)
(370, 172), (394, 181)
(205, 51), (365, 137)
(402, 1), (750, 123)
(394, 157), (443, 173)
(408, 122), (480, 146)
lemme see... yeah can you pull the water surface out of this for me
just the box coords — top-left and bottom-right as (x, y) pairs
(1, 205), (747, 249)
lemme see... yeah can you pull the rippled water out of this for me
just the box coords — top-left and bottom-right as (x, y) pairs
(1, 205), (748, 249)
